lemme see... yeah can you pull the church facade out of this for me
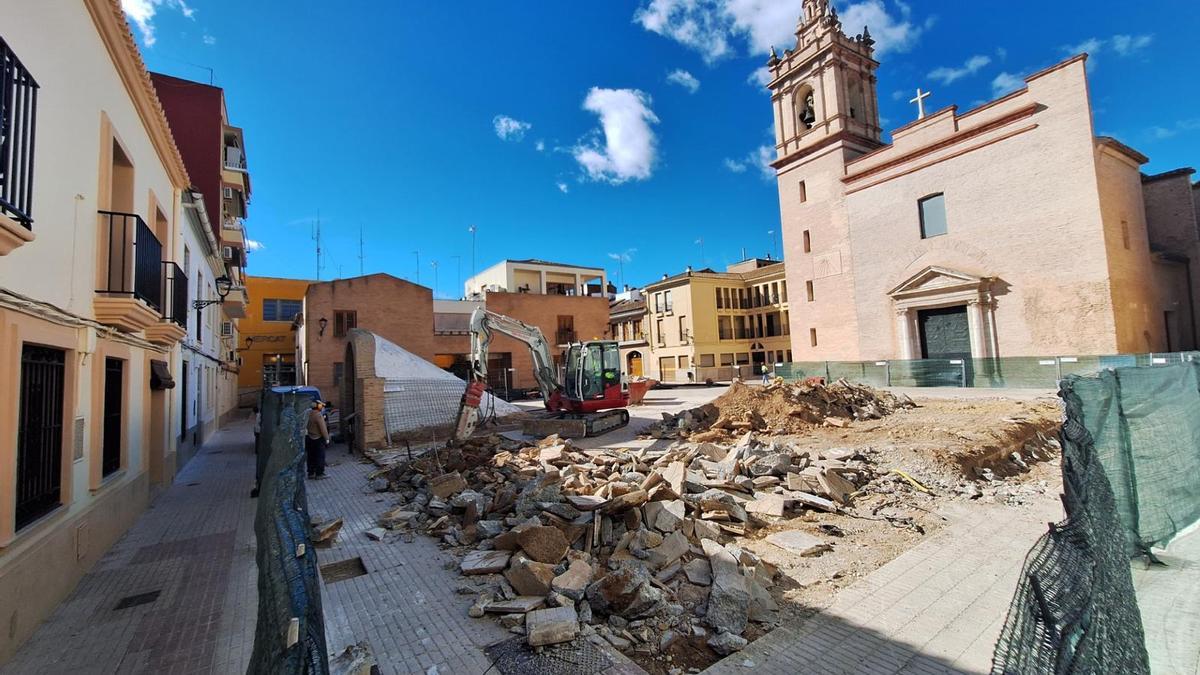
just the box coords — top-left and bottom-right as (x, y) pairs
(769, 0), (1199, 362)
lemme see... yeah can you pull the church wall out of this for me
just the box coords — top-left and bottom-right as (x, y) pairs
(843, 58), (1121, 359)
(1094, 150), (1166, 353)
(778, 145), (863, 360)
(1143, 174), (1199, 252)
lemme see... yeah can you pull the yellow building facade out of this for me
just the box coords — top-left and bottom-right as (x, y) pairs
(643, 260), (792, 383)
(238, 276), (311, 400)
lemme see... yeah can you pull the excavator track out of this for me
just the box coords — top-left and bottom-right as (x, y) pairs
(520, 409), (630, 439)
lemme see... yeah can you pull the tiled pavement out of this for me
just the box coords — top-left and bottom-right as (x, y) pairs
(2, 419), (260, 675)
(306, 443), (512, 675)
(1134, 527), (1200, 675)
(702, 496), (1063, 675)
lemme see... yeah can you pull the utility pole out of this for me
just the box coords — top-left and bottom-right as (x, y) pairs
(431, 260), (439, 299)
(767, 230), (775, 259)
(695, 238), (704, 266)
(468, 225), (477, 292)
(312, 213), (323, 281)
(358, 223), (365, 276)
(412, 250), (420, 285)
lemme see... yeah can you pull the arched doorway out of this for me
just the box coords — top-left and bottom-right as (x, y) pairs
(627, 351), (643, 378)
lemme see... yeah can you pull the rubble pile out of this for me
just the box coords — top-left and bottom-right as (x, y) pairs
(368, 428), (883, 663)
(644, 379), (916, 441)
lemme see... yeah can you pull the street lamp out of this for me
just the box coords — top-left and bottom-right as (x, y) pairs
(193, 274), (233, 309)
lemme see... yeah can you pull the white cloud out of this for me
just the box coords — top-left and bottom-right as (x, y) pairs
(747, 67), (773, 87)
(202, 33), (216, 46)
(608, 249), (637, 263)
(556, 181), (570, 193)
(1150, 119), (1200, 140)
(996, 47), (1008, 61)
(246, 239), (265, 252)
(493, 115), (532, 141)
(838, 0), (924, 56)
(724, 145), (775, 181)
(666, 69), (701, 93)
(535, 140), (546, 152)
(573, 88), (660, 184)
(1111, 34), (1153, 56)
(121, 0), (195, 47)
(634, 0), (922, 63)
(991, 72), (1024, 96)
(927, 54), (991, 85)
(1063, 37), (1104, 57)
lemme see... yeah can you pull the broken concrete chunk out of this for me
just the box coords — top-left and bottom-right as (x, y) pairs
(817, 469), (857, 504)
(750, 453), (792, 477)
(483, 596), (546, 614)
(704, 540), (750, 635)
(551, 559), (593, 601)
(517, 525), (570, 564)
(646, 531), (689, 569)
(745, 494), (786, 517)
(602, 489), (648, 514)
(707, 630), (748, 655)
(765, 530), (832, 557)
(692, 519), (722, 541)
(428, 472), (468, 499)
(364, 527), (387, 541)
(585, 565), (664, 619)
(312, 518), (344, 544)
(683, 558), (713, 586)
(527, 605), (579, 646)
(504, 555), (557, 596)
(539, 444), (566, 463)
(377, 508), (418, 529)
(461, 550), (512, 575)
(662, 461), (687, 496)
(566, 494), (608, 511)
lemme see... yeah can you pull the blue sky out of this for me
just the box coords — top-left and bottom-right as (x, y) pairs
(126, 0), (1199, 296)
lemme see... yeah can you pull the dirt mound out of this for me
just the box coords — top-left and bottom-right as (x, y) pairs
(645, 379), (916, 441)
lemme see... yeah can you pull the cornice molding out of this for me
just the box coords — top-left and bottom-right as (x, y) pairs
(84, 0), (190, 189)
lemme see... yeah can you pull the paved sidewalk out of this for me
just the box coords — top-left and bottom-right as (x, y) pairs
(309, 443), (512, 675)
(703, 496), (1062, 675)
(2, 420), (260, 675)
(1135, 528), (1200, 675)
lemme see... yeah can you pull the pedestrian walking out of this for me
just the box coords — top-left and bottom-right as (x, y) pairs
(250, 405), (263, 498)
(761, 363), (770, 385)
(306, 400), (331, 479)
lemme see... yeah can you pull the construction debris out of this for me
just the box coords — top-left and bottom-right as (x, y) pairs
(358, 379), (1061, 671)
(643, 379), (915, 440)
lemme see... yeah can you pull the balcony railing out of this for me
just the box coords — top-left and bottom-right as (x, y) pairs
(1, 38), (39, 228)
(223, 145), (246, 171)
(97, 211), (162, 311)
(162, 262), (188, 327)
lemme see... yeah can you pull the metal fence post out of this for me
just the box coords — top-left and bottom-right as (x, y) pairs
(885, 361), (892, 387)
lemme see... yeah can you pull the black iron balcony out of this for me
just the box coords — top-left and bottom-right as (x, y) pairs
(97, 211), (163, 311)
(163, 262), (188, 327)
(1, 37), (39, 228)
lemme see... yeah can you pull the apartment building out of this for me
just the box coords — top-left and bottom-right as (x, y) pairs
(0, 1), (195, 660)
(150, 73), (251, 427)
(643, 260), (792, 383)
(465, 258), (608, 298)
(608, 290), (648, 378)
(239, 276), (312, 399)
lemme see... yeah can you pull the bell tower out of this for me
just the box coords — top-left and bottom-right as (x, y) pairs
(766, 0), (882, 161)
(765, 4), (883, 361)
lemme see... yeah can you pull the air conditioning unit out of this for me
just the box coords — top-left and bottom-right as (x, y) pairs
(222, 186), (234, 199)
(221, 321), (233, 337)
(222, 245), (234, 260)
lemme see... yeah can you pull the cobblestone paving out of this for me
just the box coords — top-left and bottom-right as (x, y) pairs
(2, 420), (260, 675)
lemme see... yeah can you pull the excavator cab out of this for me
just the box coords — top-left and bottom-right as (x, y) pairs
(565, 342), (623, 403)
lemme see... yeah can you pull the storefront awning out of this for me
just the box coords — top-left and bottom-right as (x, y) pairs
(150, 360), (175, 390)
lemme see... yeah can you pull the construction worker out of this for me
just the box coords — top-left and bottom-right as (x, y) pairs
(761, 363), (770, 385)
(306, 399), (331, 479)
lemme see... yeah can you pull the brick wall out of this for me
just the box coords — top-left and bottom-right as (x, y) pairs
(480, 292), (610, 391)
(303, 274), (434, 408)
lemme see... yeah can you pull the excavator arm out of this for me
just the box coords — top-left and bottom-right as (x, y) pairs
(453, 308), (563, 440)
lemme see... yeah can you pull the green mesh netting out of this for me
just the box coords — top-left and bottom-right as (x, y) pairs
(248, 392), (329, 675)
(992, 375), (1150, 674)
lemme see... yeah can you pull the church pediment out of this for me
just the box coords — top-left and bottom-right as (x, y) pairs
(888, 266), (985, 298)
